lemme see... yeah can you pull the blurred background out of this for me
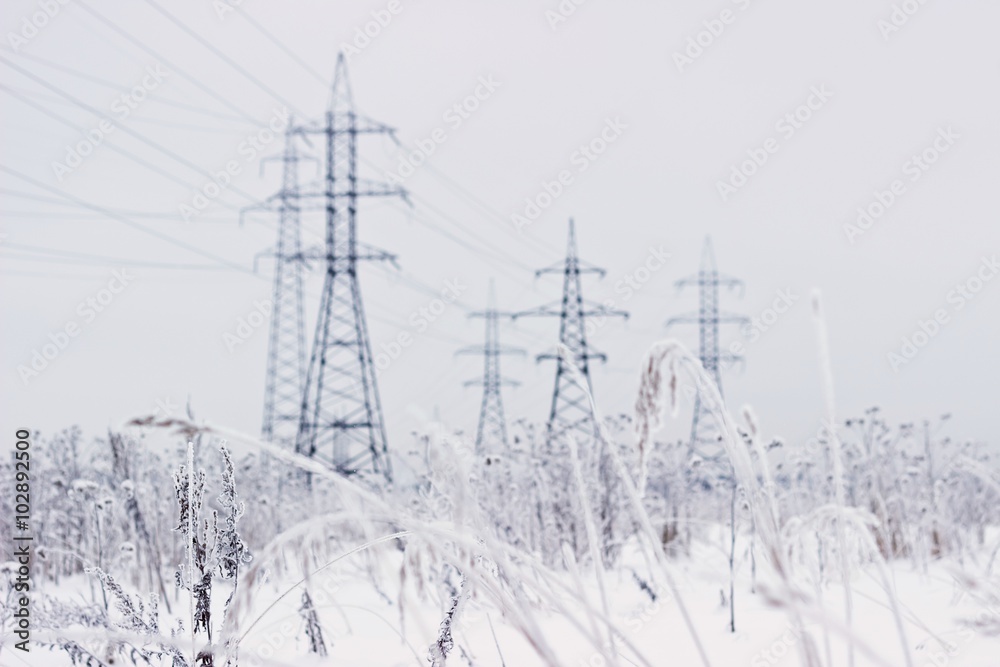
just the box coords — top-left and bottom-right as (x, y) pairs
(2, 0), (998, 460)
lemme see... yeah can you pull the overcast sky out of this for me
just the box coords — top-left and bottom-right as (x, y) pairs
(2, 0), (998, 462)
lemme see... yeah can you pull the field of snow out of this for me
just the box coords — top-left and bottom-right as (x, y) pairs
(229, 540), (1000, 667)
(16, 533), (1000, 667)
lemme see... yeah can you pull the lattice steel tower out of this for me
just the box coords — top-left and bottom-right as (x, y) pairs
(458, 280), (524, 455)
(667, 237), (748, 460)
(257, 127), (309, 446)
(513, 219), (627, 447)
(296, 54), (405, 482)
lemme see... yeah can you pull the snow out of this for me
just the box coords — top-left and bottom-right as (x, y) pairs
(20, 533), (999, 667)
(5, 402), (999, 667)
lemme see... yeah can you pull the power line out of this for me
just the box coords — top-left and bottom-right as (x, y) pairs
(0, 164), (254, 274)
(0, 185), (476, 352)
(72, 0), (273, 127)
(190, 2), (561, 263)
(0, 190), (230, 221)
(0, 84), (244, 212)
(131, 0), (554, 281)
(0, 209), (232, 223)
(5, 85), (255, 133)
(4, 7), (564, 365)
(140, 0), (310, 119)
(0, 56), (266, 208)
(232, 5), (330, 88)
(65, 2), (553, 294)
(2, 242), (229, 271)
(418, 160), (562, 259)
(0, 268), (131, 279)
(0, 46), (264, 127)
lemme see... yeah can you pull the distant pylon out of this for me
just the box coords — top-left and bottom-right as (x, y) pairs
(257, 127), (309, 446)
(458, 280), (525, 455)
(513, 219), (628, 447)
(295, 53), (406, 483)
(667, 237), (748, 460)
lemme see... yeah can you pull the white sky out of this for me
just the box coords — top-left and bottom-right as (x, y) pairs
(2, 0), (998, 461)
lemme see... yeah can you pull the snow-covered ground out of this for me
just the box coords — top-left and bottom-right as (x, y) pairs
(230, 541), (999, 667)
(5, 373), (999, 667)
(17, 531), (999, 667)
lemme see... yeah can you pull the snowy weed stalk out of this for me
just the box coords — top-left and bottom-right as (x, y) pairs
(632, 338), (822, 667)
(555, 343), (714, 667)
(812, 291), (913, 667)
(811, 291), (858, 667)
(146, 417), (635, 667)
(567, 433), (617, 665)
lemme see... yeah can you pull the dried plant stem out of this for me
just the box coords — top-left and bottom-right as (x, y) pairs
(186, 441), (196, 666)
(810, 292), (856, 667)
(567, 434), (618, 665)
(557, 345), (713, 667)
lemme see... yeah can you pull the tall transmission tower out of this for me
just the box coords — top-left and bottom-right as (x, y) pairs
(255, 128), (310, 446)
(513, 219), (627, 448)
(667, 237), (748, 460)
(458, 280), (524, 455)
(295, 54), (406, 483)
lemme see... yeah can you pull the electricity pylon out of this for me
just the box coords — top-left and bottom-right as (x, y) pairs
(295, 53), (406, 483)
(458, 281), (524, 455)
(255, 127), (310, 446)
(513, 219), (627, 448)
(667, 237), (748, 461)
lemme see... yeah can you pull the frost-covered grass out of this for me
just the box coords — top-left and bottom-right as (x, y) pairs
(2, 339), (999, 666)
(14, 533), (1000, 666)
